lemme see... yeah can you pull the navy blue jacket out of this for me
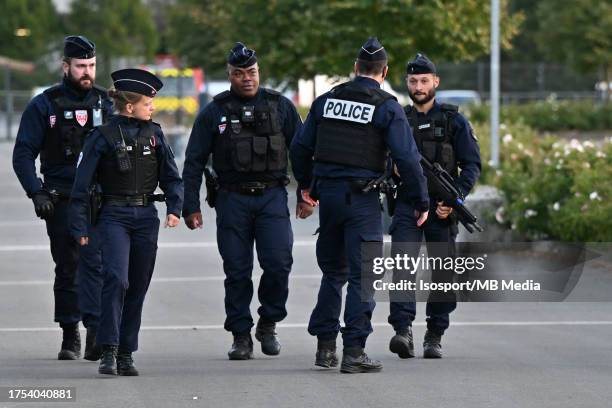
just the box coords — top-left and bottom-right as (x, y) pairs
(69, 115), (184, 239)
(182, 87), (303, 216)
(290, 76), (429, 210)
(12, 78), (113, 197)
(408, 100), (481, 199)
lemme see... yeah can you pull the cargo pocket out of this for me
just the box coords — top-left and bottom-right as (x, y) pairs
(251, 136), (268, 172)
(231, 135), (252, 172)
(267, 135), (287, 171)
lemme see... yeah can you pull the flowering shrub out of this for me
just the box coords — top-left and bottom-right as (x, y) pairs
(474, 122), (612, 241)
(468, 100), (612, 132)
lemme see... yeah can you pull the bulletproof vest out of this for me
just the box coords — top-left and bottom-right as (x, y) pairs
(313, 81), (395, 172)
(97, 122), (159, 196)
(212, 88), (287, 175)
(404, 103), (458, 196)
(40, 84), (108, 167)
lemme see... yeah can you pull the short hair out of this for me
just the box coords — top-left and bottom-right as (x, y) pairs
(108, 88), (143, 113)
(355, 59), (387, 76)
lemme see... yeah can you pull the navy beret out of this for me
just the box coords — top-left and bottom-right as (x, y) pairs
(406, 53), (437, 75)
(357, 37), (387, 62)
(111, 68), (163, 97)
(64, 35), (96, 59)
(228, 42), (257, 68)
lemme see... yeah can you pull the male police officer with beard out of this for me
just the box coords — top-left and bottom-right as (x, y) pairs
(387, 53), (481, 359)
(12, 36), (112, 361)
(291, 38), (429, 373)
(182, 42), (302, 360)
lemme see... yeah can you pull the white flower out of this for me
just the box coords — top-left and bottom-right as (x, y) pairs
(511, 223), (517, 230)
(554, 151), (561, 158)
(523, 197), (529, 203)
(553, 202), (560, 211)
(596, 151), (606, 158)
(589, 191), (601, 201)
(575, 192), (582, 197)
(569, 139), (584, 152)
(583, 162), (591, 169)
(517, 142), (524, 150)
(583, 141), (594, 149)
(495, 206), (505, 224)
(495, 169), (503, 176)
(552, 142), (560, 149)
(524, 209), (537, 218)
(502, 133), (513, 144)
(500, 123), (507, 130)
(544, 158), (551, 165)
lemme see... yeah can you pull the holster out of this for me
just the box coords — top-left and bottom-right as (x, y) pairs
(204, 167), (219, 208)
(88, 186), (102, 225)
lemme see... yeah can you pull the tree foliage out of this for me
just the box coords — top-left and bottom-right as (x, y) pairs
(167, 0), (523, 86)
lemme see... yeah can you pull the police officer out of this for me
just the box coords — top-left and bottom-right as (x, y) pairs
(12, 35), (112, 361)
(70, 68), (183, 376)
(290, 38), (430, 373)
(387, 53), (481, 359)
(182, 42), (302, 360)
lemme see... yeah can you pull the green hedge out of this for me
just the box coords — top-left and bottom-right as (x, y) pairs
(468, 100), (612, 132)
(474, 122), (612, 241)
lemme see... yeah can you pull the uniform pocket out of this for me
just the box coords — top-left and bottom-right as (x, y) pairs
(251, 136), (268, 172)
(267, 135), (287, 171)
(231, 136), (252, 172)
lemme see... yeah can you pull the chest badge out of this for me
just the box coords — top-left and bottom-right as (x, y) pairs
(64, 111), (73, 119)
(75, 110), (88, 127)
(49, 115), (56, 128)
(218, 123), (227, 134)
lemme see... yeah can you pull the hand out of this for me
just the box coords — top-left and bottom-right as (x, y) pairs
(414, 209), (429, 227)
(165, 214), (180, 228)
(32, 191), (54, 219)
(301, 189), (319, 207)
(78, 236), (89, 246)
(296, 202), (315, 219)
(185, 211), (203, 230)
(436, 201), (453, 219)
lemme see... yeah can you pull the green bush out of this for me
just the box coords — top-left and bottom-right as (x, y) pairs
(475, 121), (612, 241)
(468, 100), (612, 132)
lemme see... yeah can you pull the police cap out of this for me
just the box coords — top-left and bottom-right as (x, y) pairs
(111, 68), (163, 97)
(357, 37), (387, 62)
(64, 35), (96, 59)
(406, 53), (436, 75)
(228, 42), (257, 68)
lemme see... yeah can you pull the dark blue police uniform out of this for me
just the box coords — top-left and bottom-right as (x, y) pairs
(70, 69), (183, 375)
(290, 38), (429, 372)
(182, 42), (302, 359)
(388, 54), (481, 358)
(12, 35), (112, 360)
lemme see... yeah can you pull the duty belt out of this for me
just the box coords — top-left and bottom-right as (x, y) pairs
(220, 178), (289, 196)
(103, 193), (165, 207)
(318, 177), (379, 194)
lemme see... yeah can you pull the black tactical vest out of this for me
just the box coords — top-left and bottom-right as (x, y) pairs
(97, 122), (159, 196)
(314, 81), (395, 172)
(404, 103), (458, 196)
(41, 84), (108, 167)
(212, 89), (287, 176)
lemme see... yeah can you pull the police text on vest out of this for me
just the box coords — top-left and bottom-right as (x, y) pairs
(323, 98), (375, 124)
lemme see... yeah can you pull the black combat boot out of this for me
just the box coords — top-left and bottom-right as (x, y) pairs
(315, 340), (338, 368)
(117, 351), (139, 376)
(228, 333), (254, 360)
(83, 326), (102, 361)
(340, 347), (383, 374)
(58, 323), (81, 360)
(98, 345), (118, 375)
(389, 326), (415, 359)
(423, 330), (443, 359)
(255, 319), (281, 356)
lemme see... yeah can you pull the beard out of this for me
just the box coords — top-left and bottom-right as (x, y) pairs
(408, 87), (436, 106)
(66, 70), (94, 92)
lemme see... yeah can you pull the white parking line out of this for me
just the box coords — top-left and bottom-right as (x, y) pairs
(0, 274), (323, 286)
(1, 321), (612, 333)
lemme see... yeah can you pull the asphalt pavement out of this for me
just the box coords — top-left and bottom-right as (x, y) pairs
(0, 141), (611, 408)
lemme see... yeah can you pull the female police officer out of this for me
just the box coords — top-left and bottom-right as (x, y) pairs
(69, 68), (183, 376)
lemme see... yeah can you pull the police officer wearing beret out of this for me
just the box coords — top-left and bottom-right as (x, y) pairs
(70, 68), (183, 375)
(12, 35), (112, 361)
(387, 53), (481, 359)
(290, 37), (430, 373)
(182, 43), (302, 360)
